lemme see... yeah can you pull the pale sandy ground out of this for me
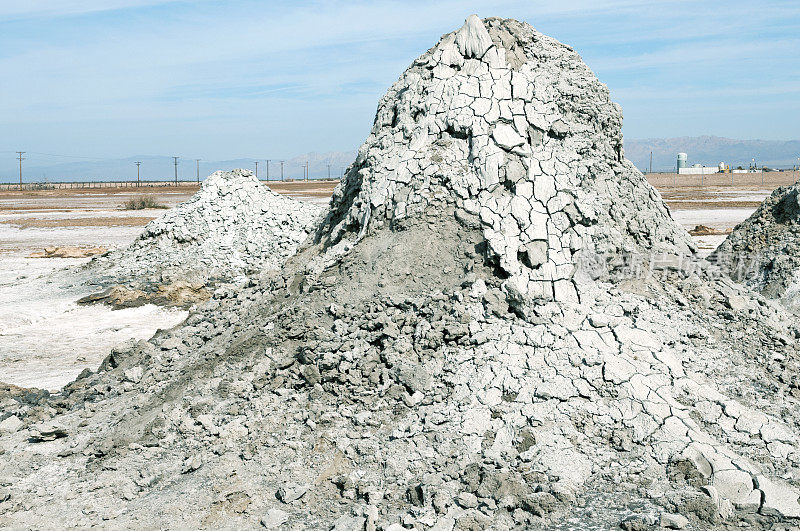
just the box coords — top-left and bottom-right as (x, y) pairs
(670, 209), (751, 256)
(0, 219), (189, 391)
(1, 174), (795, 390)
(0, 256), (188, 390)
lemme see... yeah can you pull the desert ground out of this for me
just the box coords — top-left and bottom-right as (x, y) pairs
(0, 172), (795, 391)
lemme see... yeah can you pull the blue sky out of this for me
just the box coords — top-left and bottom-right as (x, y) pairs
(1, 0), (798, 166)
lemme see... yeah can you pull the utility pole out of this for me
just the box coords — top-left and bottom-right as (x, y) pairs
(306, 161), (309, 181)
(196, 159), (200, 183)
(255, 161), (259, 179)
(16, 151), (25, 187)
(173, 156), (179, 185)
(280, 161), (284, 181)
(135, 161), (141, 187)
(266, 159), (270, 181)
(327, 163), (331, 180)
(649, 151), (652, 174)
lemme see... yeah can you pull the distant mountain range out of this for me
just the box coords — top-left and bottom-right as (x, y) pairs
(2, 136), (798, 182)
(625, 136), (800, 172)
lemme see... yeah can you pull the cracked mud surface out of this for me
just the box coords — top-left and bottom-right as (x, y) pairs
(1, 15), (799, 531)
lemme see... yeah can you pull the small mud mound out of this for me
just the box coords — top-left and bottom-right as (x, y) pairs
(86, 169), (323, 290)
(1, 16), (799, 530)
(688, 225), (729, 236)
(712, 183), (800, 310)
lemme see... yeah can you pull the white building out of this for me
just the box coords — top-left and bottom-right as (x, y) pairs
(678, 164), (719, 175)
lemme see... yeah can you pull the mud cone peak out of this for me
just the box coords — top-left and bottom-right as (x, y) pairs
(317, 16), (693, 311)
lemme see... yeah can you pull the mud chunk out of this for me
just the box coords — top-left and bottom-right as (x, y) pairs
(276, 483), (309, 504)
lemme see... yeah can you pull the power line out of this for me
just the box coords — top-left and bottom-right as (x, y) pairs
(16, 152), (25, 186)
(172, 156), (179, 185)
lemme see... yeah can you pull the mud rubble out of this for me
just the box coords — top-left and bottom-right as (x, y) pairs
(82, 168), (323, 305)
(28, 246), (108, 259)
(712, 183), (800, 312)
(1, 16), (800, 530)
(687, 226), (728, 237)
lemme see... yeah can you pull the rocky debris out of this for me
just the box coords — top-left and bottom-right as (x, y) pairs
(659, 512), (688, 528)
(27, 422), (67, 442)
(455, 491), (479, 509)
(0, 382), (50, 414)
(712, 183), (800, 311)
(77, 281), (210, 309)
(260, 508), (288, 528)
(619, 515), (654, 530)
(687, 225), (729, 236)
(276, 483), (309, 503)
(83, 168), (323, 296)
(1, 15), (799, 530)
(181, 454), (202, 473)
(0, 415), (23, 434)
(28, 246), (107, 259)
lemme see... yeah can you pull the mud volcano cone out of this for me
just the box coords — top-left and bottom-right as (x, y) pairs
(314, 14), (694, 315)
(712, 183), (800, 311)
(88, 168), (323, 288)
(2, 16), (800, 530)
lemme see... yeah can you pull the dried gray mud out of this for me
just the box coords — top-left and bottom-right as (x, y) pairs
(85, 168), (323, 291)
(1, 16), (799, 531)
(712, 183), (800, 312)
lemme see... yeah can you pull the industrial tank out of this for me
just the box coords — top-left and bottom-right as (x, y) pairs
(677, 152), (688, 171)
